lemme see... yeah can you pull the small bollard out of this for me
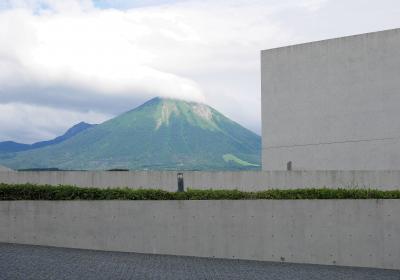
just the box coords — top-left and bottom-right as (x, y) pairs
(177, 173), (184, 192)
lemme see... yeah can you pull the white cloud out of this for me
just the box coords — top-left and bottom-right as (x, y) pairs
(1, 0), (399, 142)
(0, 103), (110, 143)
(1, 0), (94, 12)
(1, 0), (298, 142)
(0, 6), (205, 104)
(298, 0), (329, 12)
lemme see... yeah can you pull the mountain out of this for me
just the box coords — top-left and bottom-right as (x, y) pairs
(0, 164), (13, 172)
(30, 122), (95, 150)
(0, 97), (261, 170)
(0, 122), (95, 154)
(0, 141), (29, 154)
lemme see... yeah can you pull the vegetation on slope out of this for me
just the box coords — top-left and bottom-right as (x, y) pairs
(223, 153), (259, 166)
(1, 184), (399, 200)
(0, 98), (261, 171)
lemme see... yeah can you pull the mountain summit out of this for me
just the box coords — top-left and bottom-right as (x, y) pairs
(0, 97), (260, 170)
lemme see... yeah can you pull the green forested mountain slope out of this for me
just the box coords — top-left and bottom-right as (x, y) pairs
(0, 97), (260, 170)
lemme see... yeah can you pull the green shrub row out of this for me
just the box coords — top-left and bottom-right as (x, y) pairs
(0, 184), (399, 200)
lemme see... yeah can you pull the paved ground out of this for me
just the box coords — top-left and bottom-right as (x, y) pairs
(0, 243), (399, 280)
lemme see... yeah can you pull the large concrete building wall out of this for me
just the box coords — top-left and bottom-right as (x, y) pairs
(1, 170), (400, 190)
(0, 200), (399, 269)
(261, 28), (400, 170)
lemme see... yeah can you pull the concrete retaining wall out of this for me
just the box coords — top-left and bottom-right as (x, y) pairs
(0, 200), (398, 269)
(1, 170), (400, 190)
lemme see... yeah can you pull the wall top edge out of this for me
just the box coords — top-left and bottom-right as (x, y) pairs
(260, 27), (400, 54)
(3, 170), (400, 173)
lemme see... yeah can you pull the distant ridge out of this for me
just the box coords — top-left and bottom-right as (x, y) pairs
(0, 164), (13, 171)
(0, 97), (261, 171)
(0, 122), (95, 154)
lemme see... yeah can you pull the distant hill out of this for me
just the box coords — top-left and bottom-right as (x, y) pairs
(0, 97), (261, 170)
(0, 122), (95, 154)
(0, 164), (13, 171)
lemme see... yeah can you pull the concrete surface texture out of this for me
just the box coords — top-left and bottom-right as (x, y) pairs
(1, 170), (400, 190)
(261, 28), (400, 170)
(0, 200), (399, 270)
(1, 243), (399, 280)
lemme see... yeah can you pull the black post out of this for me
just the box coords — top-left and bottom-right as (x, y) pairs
(177, 173), (184, 192)
(287, 161), (292, 171)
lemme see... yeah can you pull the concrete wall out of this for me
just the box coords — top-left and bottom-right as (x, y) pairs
(1, 170), (400, 190)
(0, 200), (398, 269)
(261, 28), (400, 170)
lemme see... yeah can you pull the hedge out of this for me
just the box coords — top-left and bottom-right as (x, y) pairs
(0, 184), (399, 200)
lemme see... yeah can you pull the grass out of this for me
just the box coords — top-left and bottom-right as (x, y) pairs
(222, 153), (259, 167)
(0, 183), (399, 200)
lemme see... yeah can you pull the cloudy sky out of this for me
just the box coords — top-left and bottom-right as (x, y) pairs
(0, 0), (400, 143)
